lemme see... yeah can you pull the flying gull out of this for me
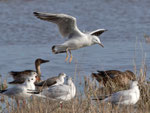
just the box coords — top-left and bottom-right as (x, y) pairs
(33, 12), (107, 63)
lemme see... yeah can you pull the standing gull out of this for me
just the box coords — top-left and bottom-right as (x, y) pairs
(33, 12), (107, 63)
(93, 81), (140, 105)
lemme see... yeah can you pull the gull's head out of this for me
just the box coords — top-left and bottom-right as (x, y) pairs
(130, 81), (138, 88)
(58, 73), (67, 79)
(26, 71), (38, 84)
(92, 36), (104, 48)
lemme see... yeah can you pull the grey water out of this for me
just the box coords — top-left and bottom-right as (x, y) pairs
(0, 0), (150, 87)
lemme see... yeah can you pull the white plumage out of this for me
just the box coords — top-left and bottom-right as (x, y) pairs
(33, 77), (76, 101)
(102, 81), (140, 105)
(1, 72), (37, 99)
(33, 12), (106, 63)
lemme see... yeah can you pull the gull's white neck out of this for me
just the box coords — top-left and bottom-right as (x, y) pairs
(130, 85), (140, 103)
(68, 81), (76, 98)
(24, 81), (35, 90)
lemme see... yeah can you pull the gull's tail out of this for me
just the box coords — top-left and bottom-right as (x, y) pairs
(52, 45), (67, 54)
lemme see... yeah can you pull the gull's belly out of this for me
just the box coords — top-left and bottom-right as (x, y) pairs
(64, 38), (90, 50)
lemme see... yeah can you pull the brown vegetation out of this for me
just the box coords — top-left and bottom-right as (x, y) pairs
(0, 66), (150, 113)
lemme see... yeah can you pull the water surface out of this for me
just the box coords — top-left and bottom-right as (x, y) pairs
(0, 0), (150, 85)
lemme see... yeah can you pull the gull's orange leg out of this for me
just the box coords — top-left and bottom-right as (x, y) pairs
(69, 50), (73, 63)
(65, 48), (69, 62)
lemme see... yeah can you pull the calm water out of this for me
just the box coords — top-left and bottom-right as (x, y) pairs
(0, 0), (150, 86)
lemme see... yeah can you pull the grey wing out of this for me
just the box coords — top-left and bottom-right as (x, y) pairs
(106, 91), (132, 104)
(33, 12), (77, 38)
(35, 77), (57, 87)
(90, 29), (107, 36)
(42, 85), (69, 98)
(3, 87), (23, 96)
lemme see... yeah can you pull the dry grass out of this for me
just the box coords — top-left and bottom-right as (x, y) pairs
(0, 67), (150, 113)
(0, 60), (150, 113)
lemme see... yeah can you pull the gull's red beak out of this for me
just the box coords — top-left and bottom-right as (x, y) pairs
(35, 76), (41, 82)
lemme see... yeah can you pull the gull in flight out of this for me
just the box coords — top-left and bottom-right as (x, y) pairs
(33, 12), (107, 63)
(93, 81), (140, 105)
(0, 71), (37, 99)
(35, 73), (67, 88)
(29, 77), (76, 101)
(91, 70), (136, 87)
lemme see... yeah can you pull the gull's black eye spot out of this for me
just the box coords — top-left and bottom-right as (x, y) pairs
(31, 78), (33, 80)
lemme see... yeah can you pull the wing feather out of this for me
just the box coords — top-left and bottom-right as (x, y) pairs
(33, 12), (78, 38)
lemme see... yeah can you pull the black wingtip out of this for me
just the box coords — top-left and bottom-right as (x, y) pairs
(52, 45), (57, 54)
(27, 91), (40, 94)
(33, 12), (39, 16)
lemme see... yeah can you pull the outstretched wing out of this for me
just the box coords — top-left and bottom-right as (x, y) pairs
(90, 29), (107, 36)
(33, 12), (79, 38)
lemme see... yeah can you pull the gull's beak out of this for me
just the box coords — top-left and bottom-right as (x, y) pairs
(99, 43), (104, 48)
(35, 76), (41, 82)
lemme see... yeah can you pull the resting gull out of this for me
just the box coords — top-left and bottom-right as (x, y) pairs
(0, 71), (37, 99)
(33, 12), (107, 63)
(29, 77), (76, 101)
(93, 81), (140, 105)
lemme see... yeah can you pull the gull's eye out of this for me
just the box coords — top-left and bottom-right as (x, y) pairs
(31, 78), (33, 80)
